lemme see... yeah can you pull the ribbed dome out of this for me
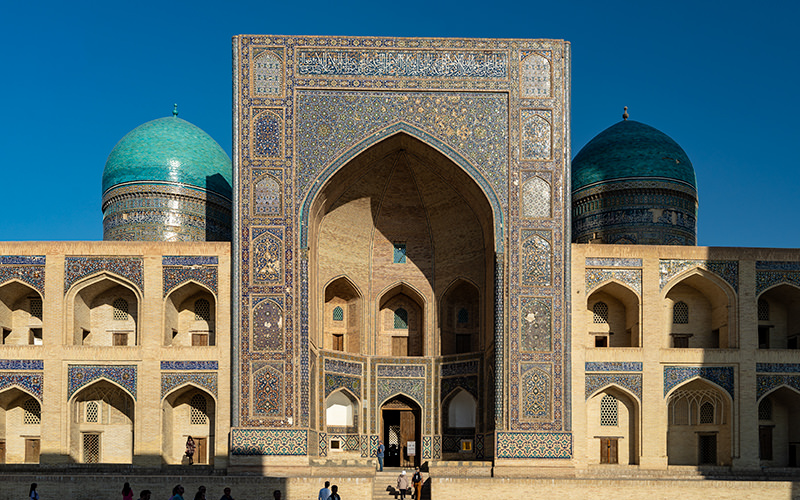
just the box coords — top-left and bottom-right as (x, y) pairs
(102, 116), (232, 199)
(572, 120), (696, 193)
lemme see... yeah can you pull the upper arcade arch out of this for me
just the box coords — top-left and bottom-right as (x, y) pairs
(757, 283), (800, 349)
(586, 280), (640, 348)
(322, 276), (363, 354)
(163, 280), (217, 347)
(0, 280), (43, 346)
(65, 273), (141, 347)
(440, 279), (482, 355)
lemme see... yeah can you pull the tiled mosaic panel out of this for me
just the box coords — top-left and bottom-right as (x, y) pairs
(520, 109), (552, 160)
(441, 375), (479, 400)
(585, 362), (642, 372)
(521, 175), (551, 218)
(230, 428), (307, 455)
(252, 362), (284, 417)
(68, 365), (137, 400)
(757, 363), (800, 373)
(0, 360), (44, 370)
(324, 374), (361, 398)
(252, 108), (283, 158)
(64, 257), (144, 293)
(664, 366), (734, 398)
(496, 432), (572, 459)
(475, 432), (485, 459)
(755, 264), (800, 295)
(659, 260), (739, 292)
(161, 361), (218, 370)
(757, 374), (800, 400)
(519, 297), (552, 352)
(162, 256), (218, 266)
(254, 173), (282, 216)
(585, 374), (642, 400)
(440, 359), (480, 377)
(251, 227), (283, 284)
(585, 268), (642, 295)
(325, 358), (363, 376)
(252, 298), (284, 351)
(521, 364), (551, 420)
(377, 364), (425, 378)
(521, 230), (552, 286)
(318, 431), (328, 457)
(377, 378), (425, 406)
(251, 47), (284, 96)
(585, 258), (642, 268)
(163, 266), (218, 296)
(161, 372), (218, 398)
(0, 256), (45, 295)
(520, 51), (551, 98)
(0, 373), (43, 401)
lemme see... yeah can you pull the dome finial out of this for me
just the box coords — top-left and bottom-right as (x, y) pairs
(622, 106), (629, 121)
(173, 104), (178, 117)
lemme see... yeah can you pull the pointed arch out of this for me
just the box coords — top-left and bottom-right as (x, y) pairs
(323, 275), (363, 353)
(586, 280), (641, 348)
(0, 280), (44, 346)
(586, 382), (642, 405)
(163, 280), (216, 347)
(65, 272), (141, 347)
(756, 283), (800, 349)
(161, 384), (216, 465)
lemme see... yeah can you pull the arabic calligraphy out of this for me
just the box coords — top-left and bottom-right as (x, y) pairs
(297, 49), (508, 79)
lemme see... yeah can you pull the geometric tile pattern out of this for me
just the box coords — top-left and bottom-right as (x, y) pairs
(252, 363), (283, 416)
(162, 256), (219, 266)
(521, 230), (551, 286)
(521, 365), (550, 420)
(64, 256), (144, 293)
(161, 372), (218, 399)
(496, 431), (572, 459)
(521, 176), (551, 218)
(519, 297), (551, 352)
(377, 378), (425, 406)
(757, 363), (800, 373)
(251, 48), (284, 97)
(520, 51), (551, 98)
(230, 428), (307, 456)
(422, 435), (432, 459)
(254, 174), (281, 215)
(163, 265), (218, 297)
(325, 358), (363, 376)
(659, 259), (739, 292)
(440, 360), (480, 377)
(756, 374), (800, 400)
(441, 375), (479, 400)
(475, 432), (485, 459)
(253, 108), (283, 158)
(324, 374), (361, 398)
(755, 265), (800, 295)
(586, 268), (642, 295)
(585, 373), (642, 400)
(0, 372), (44, 402)
(251, 227), (282, 284)
(377, 365), (425, 378)
(520, 109), (552, 160)
(0, 360), (44, 370)
(0, 256), (46, 296)
(663, 366), (734, 398)
(318, 431), (328, 457)
(585, 362), (643, 372)
(67, 364), (137, 400)
(252, 299), (283, 351)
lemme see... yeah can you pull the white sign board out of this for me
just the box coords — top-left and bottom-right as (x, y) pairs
(407, 441), (416, 456)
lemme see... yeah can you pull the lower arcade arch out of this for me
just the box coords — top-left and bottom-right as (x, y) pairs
(0, 387), (41, 463)
(380, 394), (421, 468)
(162, 385), (216, 465)
(666, 379), (732, 466)
(586, 386), (639, 465)
(758, 386), (800, 466)
(69, 380), (134, 463)
(441, 388), (477, 458)
(325, 389), (360, 454)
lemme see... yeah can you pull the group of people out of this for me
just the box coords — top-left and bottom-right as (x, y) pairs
(118, 483), (244, 500)
(317, 480), (342, 500)
(396, 468), (424, 500)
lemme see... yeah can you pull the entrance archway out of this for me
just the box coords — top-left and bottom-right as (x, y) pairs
(381, 395), (421, 468)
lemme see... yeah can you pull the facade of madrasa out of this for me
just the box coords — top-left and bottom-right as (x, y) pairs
(3, 34), (800, 497)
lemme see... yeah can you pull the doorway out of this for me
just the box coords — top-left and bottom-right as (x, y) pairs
(381, 396), (421, 468)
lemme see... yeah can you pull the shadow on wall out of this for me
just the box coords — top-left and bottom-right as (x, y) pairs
(205, 174), (232, 242)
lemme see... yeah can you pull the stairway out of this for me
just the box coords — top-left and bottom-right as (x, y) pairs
(373, 470), (427, 500)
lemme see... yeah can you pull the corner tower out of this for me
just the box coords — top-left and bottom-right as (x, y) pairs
(102, 107), (233, 241)
(572, 109), (698, 245)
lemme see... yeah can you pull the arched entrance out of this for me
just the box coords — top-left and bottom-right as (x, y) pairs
(381, 395), (421, 468)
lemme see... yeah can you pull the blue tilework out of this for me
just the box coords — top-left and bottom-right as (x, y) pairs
(757, 363), (800, 373)
(230, 428), (307, 456)
(252, 363), (283, 416)
(162, 256), (219, 266)
(664, 366), (734, 398)
(0, 360), (44, 370)
(756, 269), (800, 295)
(586, 268), (642, 295)
(318, 432), (328, 457)
(68, 365), (137, 400)
(659, 260), (738, 292)
(161, 372), (218, 399)
(440, 360), (480, 377)
(0, 256), (46, 265)
(253, 109), (283, 158)
(757, 374), (800, 400)
(163, 266), (218, 296)
(521, 365), (551, 420)
(377, 378), (425, 406)
(585, 362), (642, 372)
(585, 374), (642, 400)
(496, 432), (572, 459)
(0, 258), (46, 296)
(521, 230), (552, 286)
(422, 436), (432, 459)
(377, 365), (425, 378)
(324, 358), (363, 376)
(585, 258), (642, 267)
(441, 375), (478, 400)
(0, 373), (43, 402)
(161, 361), (218, 371)
(324, 374), (361, 398)
(64, 257), (144, 293)
(756, 261), (800, 271)
(519, 297), (552, 352)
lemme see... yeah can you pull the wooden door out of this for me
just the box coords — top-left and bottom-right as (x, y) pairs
(400, 410), (416, 467)
(195, 437), (207, 464)
(25, 438), (40, 463)
(600, 438), (618, 464)
(759, 426), (773, 460)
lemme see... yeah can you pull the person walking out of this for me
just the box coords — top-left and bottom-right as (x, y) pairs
(397, 471), (410, 500)
(193, 485), (206, 500)
(29, 483), (39, 500)
(318, 480), (331, 500)
(329, 484), (341, 500)
(137, 490), (152, 500)
(185, 436), (196, 465)
(220, 487), (234, 500)
(411, 467), (423, 499)
(121, 482), (134, 500)
(376, 440), (385, 472)
(170, 485), (185, 500)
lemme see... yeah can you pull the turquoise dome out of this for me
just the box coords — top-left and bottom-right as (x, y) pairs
(572, 120), (697, 193)
(102, 116), (232, 199)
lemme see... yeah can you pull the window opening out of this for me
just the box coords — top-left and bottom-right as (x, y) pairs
(759, 398), (772, 421)
(672, 334), (691, 348)
(191, 333), (209, 346)
(190, 394), (208, 425)
(332, 334), (344, 351)
(86, 401), (99, 423)
(393, 243), (407, 264)
(594, 335), (608, 348)
(112, 298), (129, 321)
(600, 394), (618, 426)
(332, 306), (344, 322)
(673, 301), (689, 324)
(22, 399), (40, 425)
(113, 332), (128, 346)
(593, 302), (609, 323)
(758, 299), (770, 321)
(29, 298), (43, 320)
(457, 308), (469, 325)
(2, 328), (10, 344)
(699, 401), (715, 424)
(195, 299), (210, 321)
(394, 308), (408, 329)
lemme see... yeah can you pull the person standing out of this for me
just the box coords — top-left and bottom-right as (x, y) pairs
(29, 483), (39, 500)
(121, 482), (134, 500)
(329, 485), (341, 500)
(397, 471), (410, 500)
(220, 487), (234, 500)
(193, 485), (206, 500)
(185, 436), (196, 465)
(170, 485), (185, 500)
(137, 490), (152, 500)
(376, 440), (385, 472)
(411, 467), (423, 499)
(318, 480), (331, 500)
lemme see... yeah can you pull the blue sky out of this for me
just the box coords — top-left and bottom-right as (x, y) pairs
(1, 1), (798, 247)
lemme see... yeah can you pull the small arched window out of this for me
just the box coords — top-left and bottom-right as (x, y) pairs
(457, 308), (469, 325)
(332, 306), (344, 322)
(86, 401), (99, 423)
(592, 302), (609, 324)
(112, 298), (129, 321)
(673, 301), (689, 324)
(599, 394), (618, 426)
(23, 398), (40, 425)
(699, 401), (715, 424)
(190, 394), (208, 424)
(195, 299), (211, 321)
(759, 398), (772, 421)
(394, 308), (408, 329)
(758, 299), (770, 321)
